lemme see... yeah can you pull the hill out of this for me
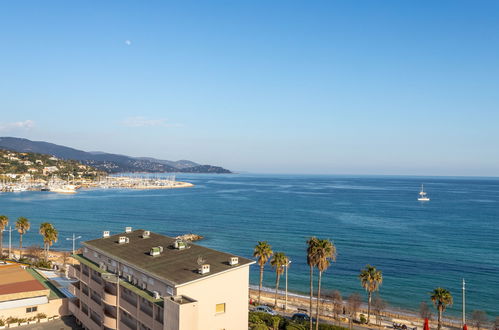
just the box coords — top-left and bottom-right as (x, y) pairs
(0, 137), (231, 174)
(0, 149), (103, 180)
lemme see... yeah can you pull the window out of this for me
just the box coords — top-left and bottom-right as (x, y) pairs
(166, 285), (173, 295)
(26, 306), (38, 313)
(215, 303), (226, 314)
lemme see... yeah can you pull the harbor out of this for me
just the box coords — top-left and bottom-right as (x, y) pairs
(0, 174), (193, 193)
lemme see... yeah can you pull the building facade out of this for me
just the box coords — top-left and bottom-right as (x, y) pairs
(68, 228), (254, 330)
(0, 263), (68, 321)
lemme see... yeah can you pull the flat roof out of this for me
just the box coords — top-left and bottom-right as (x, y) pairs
(83, 229), (254, 286)
(0, 264), (48, 301)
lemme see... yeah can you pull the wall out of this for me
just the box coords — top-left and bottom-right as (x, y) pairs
(176, 266), (250, 330)
(0, 298), (69, 319)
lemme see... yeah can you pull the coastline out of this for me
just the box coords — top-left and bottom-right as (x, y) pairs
(250, 286), (464, 330)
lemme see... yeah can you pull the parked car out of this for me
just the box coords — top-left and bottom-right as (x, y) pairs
(292, 313), (311, 322)
(254, 305), (277, 315)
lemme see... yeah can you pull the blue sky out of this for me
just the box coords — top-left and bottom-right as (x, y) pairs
(1, 1), (498, 175)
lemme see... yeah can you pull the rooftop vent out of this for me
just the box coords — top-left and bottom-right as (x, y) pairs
(103, 231), (110, 238)
(174, 239), (187, 250)
(229, 256), (239, 266)
(142, 230), (150, 238)
(150, 246), (163, 256)
(152, 291), (161, 299)
(199, 264), (210, 275)
(125, 226), (132, 233)
(118, 236), (129, 244)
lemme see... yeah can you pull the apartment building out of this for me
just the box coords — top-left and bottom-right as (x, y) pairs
(0, 263), (68, 319)
(68, 228), (254, 330)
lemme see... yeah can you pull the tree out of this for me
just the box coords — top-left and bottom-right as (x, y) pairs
(307, 237), (319, 330)
(330, 290), (343, 324)
(372, 296), (387, 326)
(270, 252), (288, 308)
(471, 310), (488, 330)
(359, 264), (383, 324)
(430, 288), (453, 330)
(347, 293), (362, 330)
(39, 222), (52, 261)
(0, 215), (9, 258)
(43, 226), (58, 262)
(314, 239), (336, 330)
(15, 217), (30, 259)
(419, 301), (432, 320)
(253, 241), (273, 304)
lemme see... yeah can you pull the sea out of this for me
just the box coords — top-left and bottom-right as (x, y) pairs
(0, 174), (498, 317)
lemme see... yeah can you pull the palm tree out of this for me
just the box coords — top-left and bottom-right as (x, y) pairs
(270, 252), (288, 308)
(253, 241), (273, 304)
(39, 222), (54, 261)
(43, 226), (58, 262)
(430, 288), (453, 330)
(15, 217), (30, 259)
(0, 215), (9, 258)
(314, 239), (336, 330)
(359, 264), (383, 324)
(307, 237), (319, 330)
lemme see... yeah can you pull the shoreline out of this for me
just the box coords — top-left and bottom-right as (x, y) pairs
(250, 286), (465, 329)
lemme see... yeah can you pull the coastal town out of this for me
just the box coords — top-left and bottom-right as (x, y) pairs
(0, 149), (193, 193)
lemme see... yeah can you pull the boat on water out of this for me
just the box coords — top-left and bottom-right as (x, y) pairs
(417, 184), (430, 201)
(50, 184), (77, 194)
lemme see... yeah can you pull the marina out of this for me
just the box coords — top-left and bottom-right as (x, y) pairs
(0, 174), (193, 193)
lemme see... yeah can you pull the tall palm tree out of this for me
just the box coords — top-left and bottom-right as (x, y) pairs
(314, 239), (336, 330)
(270, 252), (288, 308)
(253, 241), (273, 304)
(0, 215), (9, 258)
(430, 288), (453, 330)
(43, 226), (58, 262)
(307, 237), (319, 330)
(39, 222), (54, 261)
(359, 264), (383, 324)
(15, 217), (30, 259)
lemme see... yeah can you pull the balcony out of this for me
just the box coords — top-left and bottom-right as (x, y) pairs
(103, 311), (117, 329)
(68, 298), (80, 314)
(103, 290), (117, 306)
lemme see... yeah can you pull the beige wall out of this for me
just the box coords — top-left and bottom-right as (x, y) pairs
(176, 266), (250, 330)
(0, 298), (69, 319)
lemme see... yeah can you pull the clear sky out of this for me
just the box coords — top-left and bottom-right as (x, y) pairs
(1, 1), (498, 175)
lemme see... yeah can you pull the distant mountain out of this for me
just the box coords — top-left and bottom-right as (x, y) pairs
(0, 137), (231, 174)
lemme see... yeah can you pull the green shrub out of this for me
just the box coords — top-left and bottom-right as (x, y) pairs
(286, 324), (307, 330)
(36, 313), (47, 319)
(252, 324), (269, 330)
(249, 312), (289, 329)
(359, 314), (367, 324)
(249, 312), (265, 325)
(34, 259), (52, 269)
(318, 324), (349, 330)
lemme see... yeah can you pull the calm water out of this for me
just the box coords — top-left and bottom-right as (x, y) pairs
(0, 174), (498, 316)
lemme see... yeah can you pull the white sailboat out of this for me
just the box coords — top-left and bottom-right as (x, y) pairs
(418, 184), (430, 201)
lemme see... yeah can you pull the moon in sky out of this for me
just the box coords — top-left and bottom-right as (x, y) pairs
(125, 40), (132, 46)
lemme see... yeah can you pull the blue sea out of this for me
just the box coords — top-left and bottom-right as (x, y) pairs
(0, 174), (498, 317)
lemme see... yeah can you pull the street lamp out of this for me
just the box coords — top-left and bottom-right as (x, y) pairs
(66, 234), (82, 255)
(285, 259), (292, 311)
(6, 226), (14, 259)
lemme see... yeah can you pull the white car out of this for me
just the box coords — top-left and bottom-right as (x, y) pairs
(254, 305), (277, 315)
